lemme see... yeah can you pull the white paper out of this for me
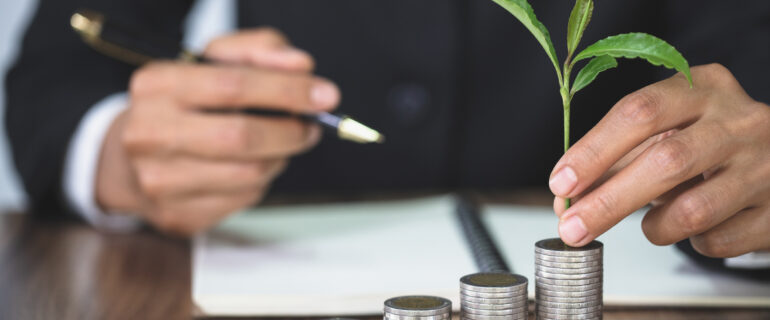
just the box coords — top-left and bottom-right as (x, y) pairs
(194, 196), (477, 316)
(485, 204), (770, 307)
(194, 196), (770, 316)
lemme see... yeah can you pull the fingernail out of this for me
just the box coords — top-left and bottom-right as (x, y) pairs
(310, 81), (339, 109)
(549, 166), (578, 196)
(559, 215), (588, 245)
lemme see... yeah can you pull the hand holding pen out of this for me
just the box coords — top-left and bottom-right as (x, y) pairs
(77, 13), (352, 235)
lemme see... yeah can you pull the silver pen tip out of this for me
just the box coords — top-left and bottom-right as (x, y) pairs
(337, 117), (385, 144)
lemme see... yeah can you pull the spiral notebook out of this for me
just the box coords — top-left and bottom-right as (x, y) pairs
(193, 195), (770, 316)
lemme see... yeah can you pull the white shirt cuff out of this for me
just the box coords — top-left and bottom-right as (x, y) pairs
(63, 92), (142, 232)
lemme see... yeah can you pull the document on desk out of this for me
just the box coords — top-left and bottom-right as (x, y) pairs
(193, 195), (770, 316)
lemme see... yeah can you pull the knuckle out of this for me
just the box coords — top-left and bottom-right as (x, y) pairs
(591, 191), (618, 221)
(648, 138), (692, 181)
(755, 102), (770, 126)
(203, 37), (226, 55)
(129, 63), (174, 96)
(136, 168), (166, 197)
(691, 233), (733, 258)
(568, 140), (603, 170)
(693, 63), (740, 90)
(254, 27), (288, 45)
(674, 193), (714, 234)
(616, 89), (662, 126)
(121, 126), (153, 154)
(213, 68), (248, 105)
(701, 63), (734, 82)
(238, 163), (267, 185)
(280, 76), (313, 107)
(220, 118), (258, 154)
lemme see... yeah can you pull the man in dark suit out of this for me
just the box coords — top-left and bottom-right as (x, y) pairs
(5, 0), (770, 261)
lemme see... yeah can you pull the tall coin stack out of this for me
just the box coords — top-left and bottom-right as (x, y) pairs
(383, 296), (452, 320)
(535, 238), (603, 320)
(459, 272), (529, 320)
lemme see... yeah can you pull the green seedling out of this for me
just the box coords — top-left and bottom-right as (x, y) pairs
(491, 0), (693, 209)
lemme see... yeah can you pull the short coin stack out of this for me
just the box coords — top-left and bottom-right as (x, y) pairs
(535, 238), (603, 320)
(459, 272), (529, 320)
(383, 296), (452, 320)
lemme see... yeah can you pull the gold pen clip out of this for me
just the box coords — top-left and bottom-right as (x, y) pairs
(71, 10), (195, 65)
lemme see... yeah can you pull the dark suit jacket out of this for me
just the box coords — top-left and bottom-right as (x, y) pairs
(5, 0), (770, 217)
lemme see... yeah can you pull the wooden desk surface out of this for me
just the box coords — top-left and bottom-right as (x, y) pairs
(1, 192), (768, 320)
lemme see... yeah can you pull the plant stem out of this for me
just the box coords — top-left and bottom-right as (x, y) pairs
(560, 66), (572, 211)
(562, 98), (571, 210)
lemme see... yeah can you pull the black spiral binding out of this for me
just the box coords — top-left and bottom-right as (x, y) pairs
(455, 195), (511, 273)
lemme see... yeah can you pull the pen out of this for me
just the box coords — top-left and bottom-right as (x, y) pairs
(70, 10), (384, 144)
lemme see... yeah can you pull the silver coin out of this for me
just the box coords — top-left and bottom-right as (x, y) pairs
(384, 313), (451, 320)
(460, 286), (527, 295)
(384, 314), (451, 320)
(461, 288), (527, 298)
(537, 304), (602, 315)
(535, 265), (603, 274)
(460, 311), (528, 320)
(460, 273), (528, 293)
(535, 293), (602, 303)
(383, 309), (450, 317)
(537, 317), (600, 320)
(535, 270), (602, 280)
(461, 306), (526, 316)
(384, 296), (452, 316)
(535, 253), (603, 263)
(537, 287), (602, 298)
(535, 239), (603, 257)
(461, 299), (528, 310)
(536, 309), (602, 320)
(536, 299), (602, 309)
(536, 282), (602, 292)
(460, 295), (526, 305)
(535, 288), (604, 299)
(535, 258), (602, 269)
(535, 276), (602, 286)
(460, 314), (529, 320)
(534, 248), (603, 258)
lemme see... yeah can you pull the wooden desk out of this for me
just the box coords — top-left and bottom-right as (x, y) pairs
(1, 193), (768, 320)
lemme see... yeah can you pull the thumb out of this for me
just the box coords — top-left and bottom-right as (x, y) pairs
(203, 28), (315, 72)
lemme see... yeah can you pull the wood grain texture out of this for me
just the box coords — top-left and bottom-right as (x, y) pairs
(0, 215), (190, 320)
(0, 192), (768, 319)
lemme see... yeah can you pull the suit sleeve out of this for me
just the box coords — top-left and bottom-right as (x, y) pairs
(4, 0), (194, 216)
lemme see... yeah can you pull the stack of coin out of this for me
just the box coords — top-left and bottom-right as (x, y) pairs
(383, 296), (452, 320)
(535, 238), (603, 320)
(459, 272), (528, 320)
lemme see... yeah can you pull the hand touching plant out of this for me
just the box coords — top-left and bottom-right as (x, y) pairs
(493, 0), (770, 256)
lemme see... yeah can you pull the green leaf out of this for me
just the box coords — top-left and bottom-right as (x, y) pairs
(566, 0), (593, 59)
(571, 55), (617, 95)
(574, 32), (693, 87)
(492, 0), (561, 81)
